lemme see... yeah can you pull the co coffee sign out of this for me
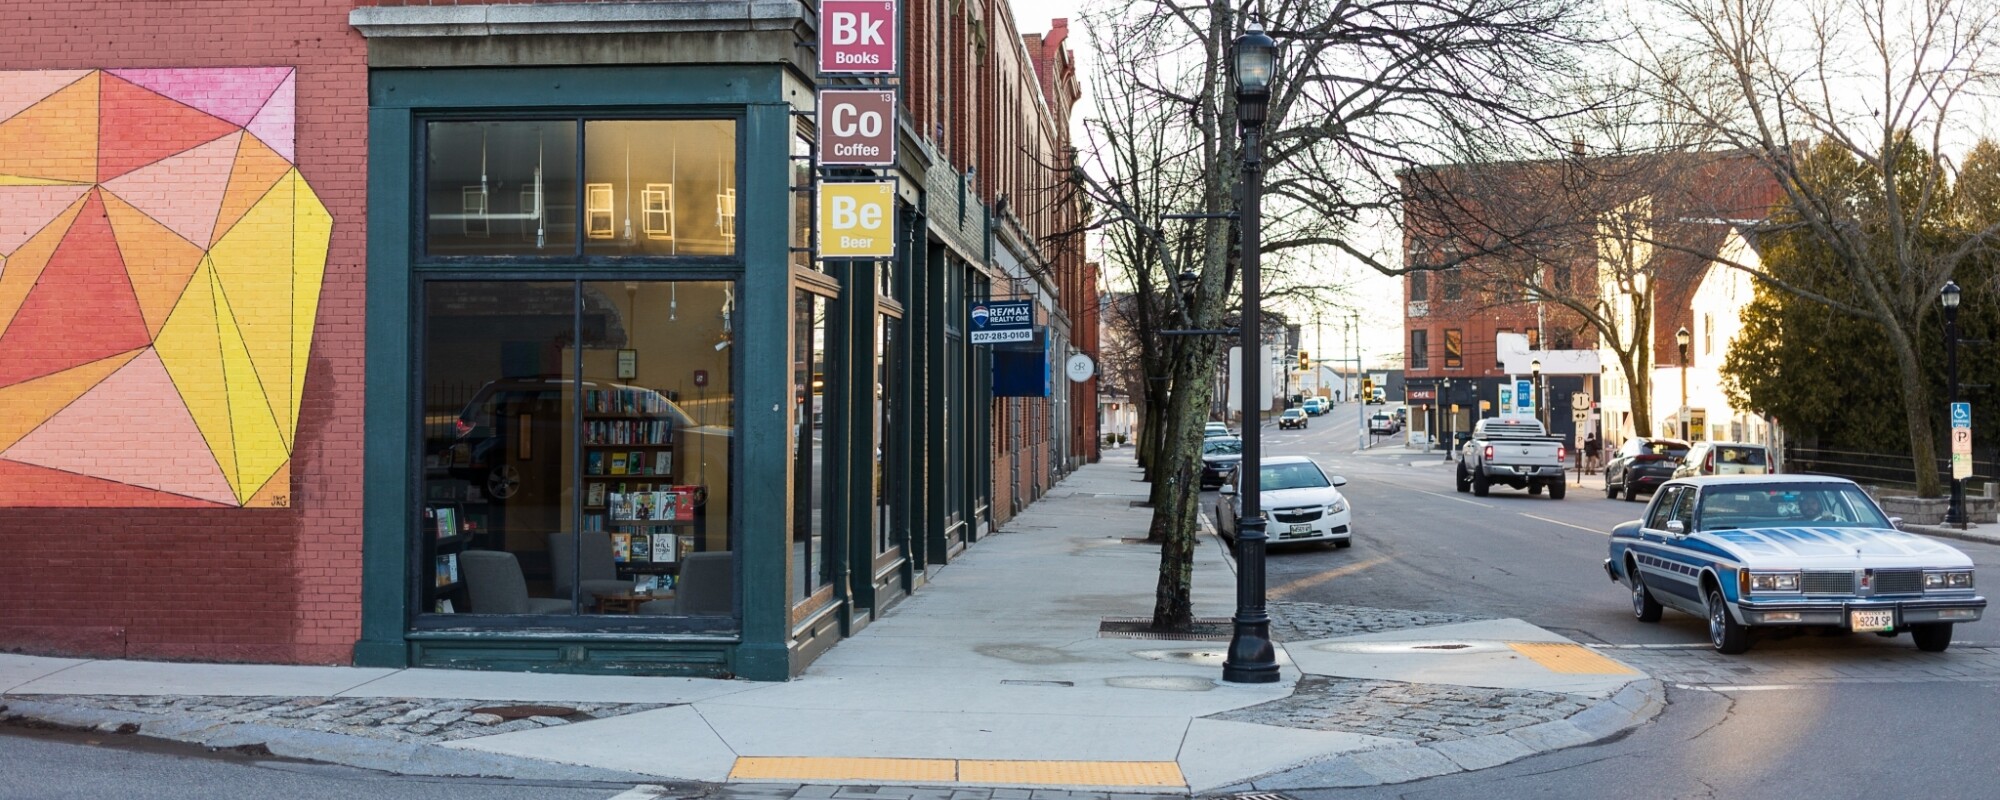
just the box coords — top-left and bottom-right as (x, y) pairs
(819, 90), (897, 166)
(819, 0), (898, 74)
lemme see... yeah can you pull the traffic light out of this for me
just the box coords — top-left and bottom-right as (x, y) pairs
(1362, 377), (1375, 395)
(1297, 350), (1310, 370)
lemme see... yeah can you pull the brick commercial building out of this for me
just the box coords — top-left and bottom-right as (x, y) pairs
(0, 1), (1096, 681)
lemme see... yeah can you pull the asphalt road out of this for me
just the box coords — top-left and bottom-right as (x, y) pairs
(1222, 399), (2000, 798)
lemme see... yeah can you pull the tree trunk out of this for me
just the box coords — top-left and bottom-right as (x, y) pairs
(1884, 320), (1942, 496)
(1149, 339), (1214, 631)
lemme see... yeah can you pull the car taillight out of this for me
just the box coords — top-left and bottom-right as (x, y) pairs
(454, 418), (472, 437)
(1705, 452), (1716, 473)
(1557, 445), (1566, 462)
(1484, 444), (1494, 461)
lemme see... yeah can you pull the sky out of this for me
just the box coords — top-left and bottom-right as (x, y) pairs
(1007, 1), (1408, 370)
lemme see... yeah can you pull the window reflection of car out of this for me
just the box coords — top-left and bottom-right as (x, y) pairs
(1278, 408), (1308, 429)
(1200, 437), (1244, 489)
(1605, 475), (1984, 654)
(1204, 422), (1234, 439)
(441, 377), (719, 501)
(1216, 456), (1353, 548)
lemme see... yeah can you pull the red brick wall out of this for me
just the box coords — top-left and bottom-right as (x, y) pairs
(0, 1), (368, 664)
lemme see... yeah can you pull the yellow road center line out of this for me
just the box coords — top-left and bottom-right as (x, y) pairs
(728, 757), (1186, 787)
(1508, 642), (1640, 675)
(1270, 555), (1390, 598)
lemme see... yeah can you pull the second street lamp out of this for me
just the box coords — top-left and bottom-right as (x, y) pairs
(1675, 326), (1691, 440)
(1531, 359), (1543, 428)
(1223, 20), (1279, 685)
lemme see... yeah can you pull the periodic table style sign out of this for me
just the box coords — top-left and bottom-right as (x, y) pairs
(819, 181), (898, 258)
(819, 90), (898, 166)
(819, 0), (899, 74)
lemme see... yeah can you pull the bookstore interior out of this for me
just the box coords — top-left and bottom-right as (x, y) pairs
(420, 279), (737, 624)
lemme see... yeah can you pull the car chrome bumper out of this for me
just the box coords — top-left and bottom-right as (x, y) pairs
(1735, 596), (1987, 627)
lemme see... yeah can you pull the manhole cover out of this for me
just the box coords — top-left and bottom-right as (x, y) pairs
(1232, 792), (1295, 800)
(1413, 644), (1473, 650)
(469, 704), (579, 720)
(1131, 647), (1294, 667)
(1000, 679), (1074, 687)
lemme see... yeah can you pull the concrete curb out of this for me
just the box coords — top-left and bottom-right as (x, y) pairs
(1, 697), (667, 784)
(1218, 678), (1666, 791)
(1900, 523), (2000, 547)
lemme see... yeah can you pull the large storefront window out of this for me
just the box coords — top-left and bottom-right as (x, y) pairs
(425, 120), (737, 258)
(875, 313), (903, 559)
(420, 280), (737, 624)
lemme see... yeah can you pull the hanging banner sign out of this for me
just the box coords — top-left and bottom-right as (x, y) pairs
(819, 181), (897, 258)
(968, 300), (1035, 344)
(818, 90), (899, 166)
(819, 0), (899, 74)
(1953, 402), (1973, 480)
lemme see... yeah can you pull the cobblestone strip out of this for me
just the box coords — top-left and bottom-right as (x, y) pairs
(1267, 601), (1492, 643)
(1205, 676), (1589, 743)
(5, 694), (668, 744)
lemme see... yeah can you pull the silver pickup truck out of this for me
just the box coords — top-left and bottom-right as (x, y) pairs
(1457, 418), (1568, 499)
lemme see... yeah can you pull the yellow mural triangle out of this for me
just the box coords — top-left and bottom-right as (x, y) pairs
(244, 461), (290, 509)
(155, 258), (236, 485)
(214, 277), (288, 502)
(0, 192), (85, 341)
(0, 349), (141, 451)
(290, 170), (332, 443)
(209, 169), (295, 450)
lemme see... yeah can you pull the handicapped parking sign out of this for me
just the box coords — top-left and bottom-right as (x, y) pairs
(1952, 402), (1971, 427)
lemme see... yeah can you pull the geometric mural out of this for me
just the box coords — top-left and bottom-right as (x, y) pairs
(0, 69), (329, 508)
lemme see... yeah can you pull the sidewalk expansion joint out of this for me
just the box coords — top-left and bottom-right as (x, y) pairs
(727, 757), (1186, 788)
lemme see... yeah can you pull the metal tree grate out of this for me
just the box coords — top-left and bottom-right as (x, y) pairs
(1099, 617), (1234, 641)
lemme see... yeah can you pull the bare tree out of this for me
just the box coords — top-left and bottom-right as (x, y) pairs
(1628, 0), (2000, 495)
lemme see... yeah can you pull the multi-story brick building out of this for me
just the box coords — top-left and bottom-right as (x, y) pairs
(0, 1), (1095, 681)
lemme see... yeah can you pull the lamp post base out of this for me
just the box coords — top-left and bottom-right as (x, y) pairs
(1223, 517), (1281, 684)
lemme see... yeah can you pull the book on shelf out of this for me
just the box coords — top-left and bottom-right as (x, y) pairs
(434, 506), (458, 540)
(633, 491), (656, 520)
(611, 532), (631, 562)
(435, 598), (455, 613)
(435, 554), (459, 587)
(654, 450), (671, 475)
(586, 482), (607, 508)
(652, 533), (676, 563)
(610, 452), (628, 475)
(587, 451), (605, 475)
(630, 534), (652, 561)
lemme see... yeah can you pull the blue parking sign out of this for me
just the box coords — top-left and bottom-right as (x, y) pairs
(1953, 402), (1971, 427)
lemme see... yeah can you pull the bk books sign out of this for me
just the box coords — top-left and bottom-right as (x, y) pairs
(819, 0), (898, 74)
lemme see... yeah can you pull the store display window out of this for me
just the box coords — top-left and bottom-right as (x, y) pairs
(419, 280), (737, 624)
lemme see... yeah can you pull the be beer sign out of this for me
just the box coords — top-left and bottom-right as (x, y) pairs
(819, 90), (897, 166)
(820, 182), (897, 258)
(819, 0), (898, 74)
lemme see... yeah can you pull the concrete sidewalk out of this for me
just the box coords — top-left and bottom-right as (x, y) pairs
(0, 452), (1661, 795)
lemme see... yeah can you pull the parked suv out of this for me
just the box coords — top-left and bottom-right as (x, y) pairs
(1604, 437), (1689, 501)
(1279, 408), (1309, 429)
(1672, 441), (1772, 479)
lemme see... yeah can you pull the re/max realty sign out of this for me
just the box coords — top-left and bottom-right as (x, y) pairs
(969, 300), (1034, 344)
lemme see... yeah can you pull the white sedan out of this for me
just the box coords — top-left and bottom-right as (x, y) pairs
(1217, 456), (1353, 548)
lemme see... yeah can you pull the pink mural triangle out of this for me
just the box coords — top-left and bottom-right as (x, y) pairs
(0, 185), (89, 255)
(106, 67), (290, 127)
(1, 348), (237, 505)
(0, 70), (93, 124)
(244, 72), (295, 163)
(101, 132), (240, 248)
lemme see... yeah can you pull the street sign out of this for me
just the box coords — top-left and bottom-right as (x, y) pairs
(819, 181), (897, 258)
(1572, 409), (1589, 424)
(1515, 379), (1533, 412)
(1953, 402), (1973, 480)
(1571, 393), (1590, 411)
(968, 300), (1034, 344)
(818, 90), (898, 166)
(818, 0), (899, 74)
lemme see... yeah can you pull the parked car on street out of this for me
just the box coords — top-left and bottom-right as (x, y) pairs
(1605, 437), (1690, 501)
(1279, 408), (1309, 429)
(1217, 456), (1353, 548)
(1605, 475), (1985, 654)
(1200, 437), (1244, 489)
(1457, 417), (1568, 498)
(1673, 441), (1772, 479)
(1303, 397), (1328, 416)
(1204, 421), (1233, 439)
(1368, 413), (1400, 434)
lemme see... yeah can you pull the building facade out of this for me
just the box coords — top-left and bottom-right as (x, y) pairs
(0, 0), (1095, 681)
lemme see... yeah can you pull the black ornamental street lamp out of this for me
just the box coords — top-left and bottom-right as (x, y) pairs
(1223, 20), (1280, 685)
(1531, 359), (1543, 428)
(1441, 377), (1455, 460)
(1943, 281), (1965, 527)
(1675, 326), (1691, 440)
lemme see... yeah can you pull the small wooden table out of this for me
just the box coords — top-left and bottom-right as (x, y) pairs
(593, 591), (672, 614)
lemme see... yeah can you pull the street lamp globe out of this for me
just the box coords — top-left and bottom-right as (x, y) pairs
(1675, 326), (1691, 352)
(1941, 280), (1962, 311)
(1233, 23), (1277, 128)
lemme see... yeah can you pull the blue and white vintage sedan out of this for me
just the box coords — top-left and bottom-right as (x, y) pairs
(1605, 475), (1985, 654)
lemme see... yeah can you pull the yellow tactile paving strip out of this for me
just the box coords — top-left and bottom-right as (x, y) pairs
(729, 757), (1186, 787)
(1508, 642), (1641, 675)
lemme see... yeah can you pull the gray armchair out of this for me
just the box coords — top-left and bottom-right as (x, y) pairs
(546, 531), (636, 603)
(460, 550), (572, 615)
(638, 551), (733, 616)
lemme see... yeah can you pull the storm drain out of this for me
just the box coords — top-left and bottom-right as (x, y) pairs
(468, 704), (581, 721)
(1098, 617), (1234, 641)
(1230, 792), (1296, 800)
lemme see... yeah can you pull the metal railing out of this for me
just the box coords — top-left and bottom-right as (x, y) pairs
(1781, 444), (1997, 494)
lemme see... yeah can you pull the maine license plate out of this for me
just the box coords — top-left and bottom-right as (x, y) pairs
(1850, 609), (1895, 632)
(1286, 523), (1313, 537)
